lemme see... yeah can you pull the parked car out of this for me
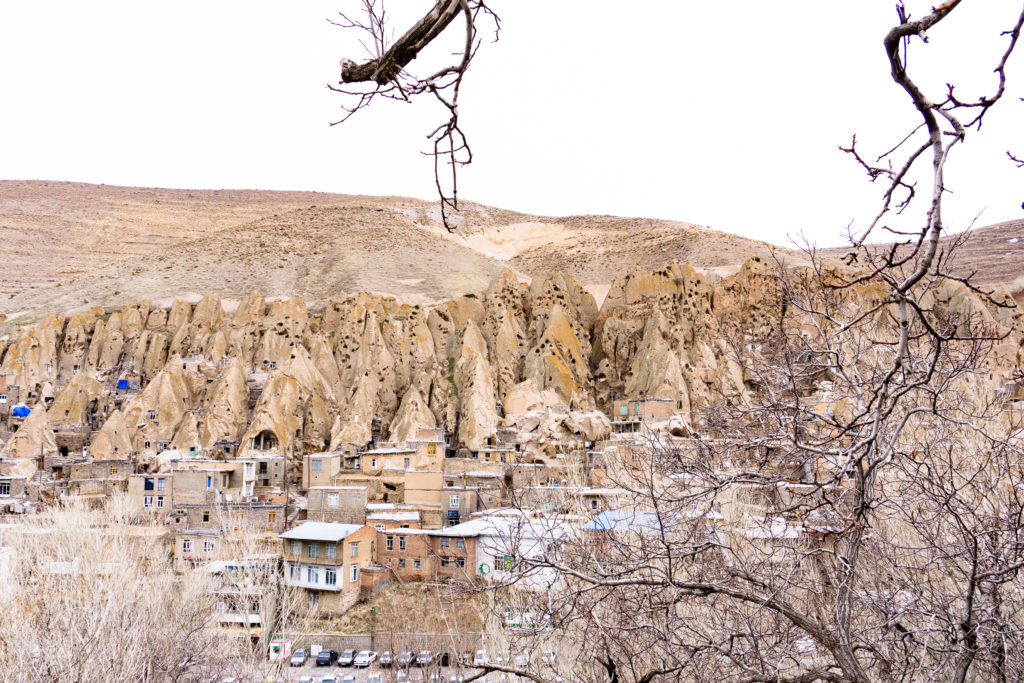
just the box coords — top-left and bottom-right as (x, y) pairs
(474, 650), (488, 667)
(396, 652), (415, 667)
(338, 650), (356, 667)
(353, 651), (377, 667)
(298, 678), (315, 683)
(341, 675), (356, 683)
(367, 674), (383, 683)
(320, 677), (338, 683)
(379, 651), (393, 667)
(316, 649), (339, 666)
(416, 650), (434, 666)
(290, 649), (309, 667)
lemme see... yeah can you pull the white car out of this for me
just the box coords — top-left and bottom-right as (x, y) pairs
(353, 650), (378, 667)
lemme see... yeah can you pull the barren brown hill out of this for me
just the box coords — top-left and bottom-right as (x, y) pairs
(0, 181), (802, 324)
(820, 218), (1024, 303)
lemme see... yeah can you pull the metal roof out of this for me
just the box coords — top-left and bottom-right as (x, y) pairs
(279, 522), (364, 542)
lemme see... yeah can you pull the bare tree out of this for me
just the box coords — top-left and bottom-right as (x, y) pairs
(330, 0), (499, 229)
(412, 3), (1024, 682)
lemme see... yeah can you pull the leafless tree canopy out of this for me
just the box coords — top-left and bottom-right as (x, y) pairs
(411, 3), (1024, 682)
(330, 0), (499, 230)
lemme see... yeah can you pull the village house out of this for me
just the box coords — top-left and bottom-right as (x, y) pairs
(128, 458), (259, 515)
(609, 397), (679, 435)
(305, 485), (370, 524)
(373, 527), (434, 581)
(280, 521), (376, 614)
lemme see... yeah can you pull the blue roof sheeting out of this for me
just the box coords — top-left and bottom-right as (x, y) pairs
(11, 405), (30, 418)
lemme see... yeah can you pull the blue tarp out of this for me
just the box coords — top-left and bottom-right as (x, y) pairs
(11, 405), (30, 418)
(116, 379), (129, 390)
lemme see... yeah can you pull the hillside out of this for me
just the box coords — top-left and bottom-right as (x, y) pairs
(0, 181), (797, 324)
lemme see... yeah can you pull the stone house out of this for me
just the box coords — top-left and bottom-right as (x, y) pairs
(280, 522), (376, 615)
(305, 486), (370, 524)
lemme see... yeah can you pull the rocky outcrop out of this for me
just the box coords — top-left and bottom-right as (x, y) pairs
(1, 257), (1013, 467)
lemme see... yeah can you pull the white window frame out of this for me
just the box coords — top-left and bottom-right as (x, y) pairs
(311, 459), (323, 473)
(325, 568), (337, 586)
(328, 493), (339, 508)
(203, 539), (215, 553)
(143, 495), (153, 508)
(307, 542), (319, 559)
(307, 566), (319, 584)
(156, 496), (164, 508)
(182, 539), (193, 553)
(290, 540), (301, 556)
(350, 565), (359, 582)
(399, 536), (406, 551)
(449, 495), (460, 508)
(325, 544), (337, 560)
(386, 536), (394, 551)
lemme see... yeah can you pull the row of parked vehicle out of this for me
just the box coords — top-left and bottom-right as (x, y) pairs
(296, 649), (485, 669)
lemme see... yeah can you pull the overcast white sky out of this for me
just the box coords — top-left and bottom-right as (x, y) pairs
(1, 1), (1021, 247)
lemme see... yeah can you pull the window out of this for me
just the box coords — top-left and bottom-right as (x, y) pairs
(398, 559), (406, 568)
(591, 498), (599, 510)
(386, 536), (394, 551)
(157, 478), (165, 492)
(290, 540), (301, 556)
(202, 510), (210, 522)
(371, 458), (378, 469)
(0, 481), (9, 497)
(156, 496), (164, 508)
(441, 538), (450, 549)
(413, 559), (421, 570)
(325, 544), (336, 560)
(144, 478), (154, 491)
(143, 495), (153, 508)
(384, 459), (391, 469)
(182, 539), (193, 553)
(403, 458), (410, 470)
(203, 539), (215, 553)
(350, 565), (359, 582)
(290, 564), (300, 580)
(268, 510), (277, 524)
(148, 410), (156, 420)
(307, 566), (319, 584)
(441, 558), (450, 568)
(375, 524), (385, 532)
(144, 441), (151, 449)
(0, 393), (6, 403)
(456, 558), (465, 568)
(308, 592), (319, 607)
(109, 465), (117, 476)
(400, 524), (410, 529)
(455, 539), (465, 549)
(325, 568), (337, 586)
(206, 476), (212, 489)
(328, 493), (339, 508)
(493, 554), (504, 571)
(449, 495), (460, 508)
(619, 404), (628, 415)
(350, 542), (359, 558)
(399, 536), (406, 551)
(307, 542), (319, 559)
(427, 443), (436, 455)
(311, 459), (322, 473)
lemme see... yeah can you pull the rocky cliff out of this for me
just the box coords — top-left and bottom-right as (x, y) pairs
(1, 260), (1020, 468)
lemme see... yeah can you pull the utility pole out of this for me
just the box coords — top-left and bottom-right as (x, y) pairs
(370, 606), (376, 652)
(283, 440), (291, 528)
